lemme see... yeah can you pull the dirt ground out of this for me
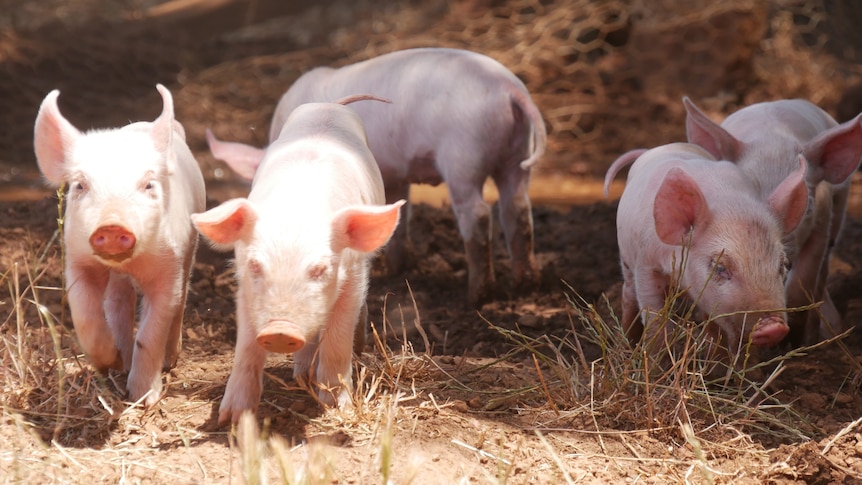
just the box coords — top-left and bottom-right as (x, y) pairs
(5, 0), (862, 483)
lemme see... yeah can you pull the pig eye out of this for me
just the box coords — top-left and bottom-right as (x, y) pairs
(71, 181), (87, 193)
(710, 258), (731, 280)
(308, 263), (329, 281)
(247, 258), (263, 277)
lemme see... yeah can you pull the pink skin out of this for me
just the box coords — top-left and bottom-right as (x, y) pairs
(610, 143), (807, 355)
(209, 48), (547, 307)
(33, 85), (206, 407)
(193, 101), (404, 425)
(684, 97), (862, 344)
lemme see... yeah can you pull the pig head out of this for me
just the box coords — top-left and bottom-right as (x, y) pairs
(613, 143), (808, 358)
(194, 101), (404, 425)
(33, 85), (206, 407)
(220, 48), (548, 307)
(684, 97), (862, 344)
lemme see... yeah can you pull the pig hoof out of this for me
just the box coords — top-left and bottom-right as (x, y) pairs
(751, 316), (789, 347)
(256, 321), (306, 353)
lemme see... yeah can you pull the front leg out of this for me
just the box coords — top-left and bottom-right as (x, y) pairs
(66, 262), (121, 372)
(219, 293), (267, 425)
(448, 180), (493, 307)
(103, 271), (137, 371)
(127, 264), (184, 406)
(314, 273), (365, 407)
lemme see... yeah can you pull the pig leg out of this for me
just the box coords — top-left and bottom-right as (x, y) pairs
(383, 182), (411, 274)
(620, 261), (643, 343)
(446, 177), (494, 307)
(314, 283), (364, 407)
(818, 182), (850, 338)
(219, 294), (267, 424)
(493, 162), (537, 291)
(164, 240), (197, 370)
(632, 267), (672, 349)
(353, 301), (368, 355)
(66, 264), (123, 372)
(786, 183), (832, 345)
(126, 268), (184, 406)
(103, 271), (137, 370)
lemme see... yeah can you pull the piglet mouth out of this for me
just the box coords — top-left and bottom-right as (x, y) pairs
(256, 320), (306, 353)
(750, 316), (789, 346)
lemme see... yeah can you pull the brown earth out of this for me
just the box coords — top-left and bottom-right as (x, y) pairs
(4, 0), (862, 483)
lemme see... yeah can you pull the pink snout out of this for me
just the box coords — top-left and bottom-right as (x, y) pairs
(89, 225), (136, 262)
(256, 321), (306, 354)
(750, 316), (789, 346)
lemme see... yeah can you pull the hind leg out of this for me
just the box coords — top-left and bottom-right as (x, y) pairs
(493, 162), (537, 291)
(446, 177), (493, 307)
(384, 182), (411, 275)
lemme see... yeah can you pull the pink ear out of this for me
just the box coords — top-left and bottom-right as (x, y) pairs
(33, 90), (81, 186)
(331, 200), (406, 253)
(766, 155), (809, 234)
(191, 198), (257, 248)
(804, 113), (862, 184)
(206, 129), (266, 182)
(653, 167), (709, 245)
(683, 97), (740, 161)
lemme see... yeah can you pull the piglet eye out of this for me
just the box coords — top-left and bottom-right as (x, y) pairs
(308, 263), (328, 280)
(72, 181), (87, 192)
(248, 258), (263, 277)
(711, 259), (731, 280)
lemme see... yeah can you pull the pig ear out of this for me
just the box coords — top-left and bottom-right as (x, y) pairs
(683, 96), (739, 161)
(191, 198), (258, 249)
(206, 129), (265, 182)
(33, 90), (81, 186)
(802, 113), (862, 184)
(331, 200), (406, 253)
(152, 84), (176, 169)
(653, 167), (710, 245)
(766, 155), (809, 234)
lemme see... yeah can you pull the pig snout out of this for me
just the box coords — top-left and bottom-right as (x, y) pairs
(256, 320), (306, 353)
(750, 315), (789, 346)
(89, 225), (136, 262)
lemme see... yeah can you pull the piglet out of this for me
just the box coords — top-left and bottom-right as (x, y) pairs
(605, 143), (808, 356)
(33, 84), (206, 406)
(210, 48), (547, 307)
(193, 95), (404, 425)
(684, 97), (862, 344)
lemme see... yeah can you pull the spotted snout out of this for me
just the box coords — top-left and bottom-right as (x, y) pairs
(89, 224), (136, 262)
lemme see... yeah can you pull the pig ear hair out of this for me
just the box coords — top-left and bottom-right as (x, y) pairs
(331, 200), (406, 253)
(33, 90), (81, 186)
(653, 167), (709, 246)
(152, 84), (175, 164)
(682, 96), (739, 161)
(766, 155), (809, 234)
(191, 198), (258, 250)
(803, 112), (862, 184)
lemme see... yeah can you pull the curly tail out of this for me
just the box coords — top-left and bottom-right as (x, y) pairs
(510, 88), (547, 170)
(603, 148), (648, 198)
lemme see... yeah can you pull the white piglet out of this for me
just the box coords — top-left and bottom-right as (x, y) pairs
(208, 48), (547, 306)
(193, 96), (404, 424)
(33, 84), (206, 406)
(684, 98), (862, 344)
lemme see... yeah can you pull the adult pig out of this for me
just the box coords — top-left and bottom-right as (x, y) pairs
(212, 48), (547, 307)
(606, 143), (808, 355)
(684, 97), (862, 344)
(33, 84), (206, 407)
(193, 96), (404, 425)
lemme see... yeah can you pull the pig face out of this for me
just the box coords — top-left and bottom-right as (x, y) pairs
(650, 163), (807, 351)
(192, 197), (403, 354)
(35, 87), (179, 268)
